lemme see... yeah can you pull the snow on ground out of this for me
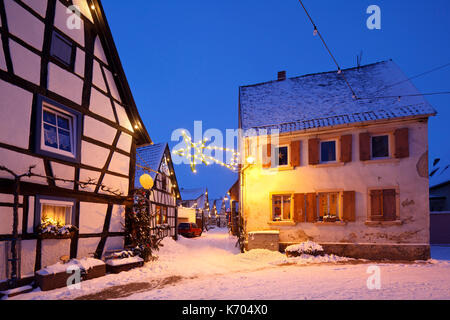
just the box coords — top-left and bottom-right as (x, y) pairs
(9, 228), (450, 300)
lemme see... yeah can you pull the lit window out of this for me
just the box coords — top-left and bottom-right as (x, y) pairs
(40, 199), (74, 226)
(318, 192), (340, 222)
(50, 32), (75, 70)
(371, 135), (389, 159)
(275, 146), (289, 167)
(320, 141), (336, 163)
(272, 195), (291, 221)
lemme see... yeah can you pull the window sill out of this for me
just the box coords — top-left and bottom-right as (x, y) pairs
(268, 221), (297, 226)
(362, 158), (400, 165)
(268, 166), (294, 171)
(313, 162), (345, 168)
(314, 221), (348, 226)
(365, 220), (403, 226)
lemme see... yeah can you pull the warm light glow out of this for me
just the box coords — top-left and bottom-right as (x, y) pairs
(139, 174), (154, 190)
(246, 156), (255, 165)
(91, 4), (95, 10)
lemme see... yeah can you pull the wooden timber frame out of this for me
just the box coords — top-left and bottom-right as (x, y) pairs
(0, 0), (152, 289)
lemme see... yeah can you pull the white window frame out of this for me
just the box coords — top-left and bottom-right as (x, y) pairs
(320, 139), (338, 164)
(370, 134), (391, 160)
(39, 199), (74, 225)
(274, 144), (290, 168)
(41, 102), (77, 159)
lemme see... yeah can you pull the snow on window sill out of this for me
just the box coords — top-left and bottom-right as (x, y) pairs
(365, 220), (403, 226)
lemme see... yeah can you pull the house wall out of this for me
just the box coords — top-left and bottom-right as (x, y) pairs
(241, 119), (430, 260)
(0, 0), (141, 282)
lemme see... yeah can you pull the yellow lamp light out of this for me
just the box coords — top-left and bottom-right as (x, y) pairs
(139, 174), (154, 190)
(246, 156), (255, 165)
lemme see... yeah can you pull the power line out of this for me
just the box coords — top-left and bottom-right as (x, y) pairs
(356, 91), (450, 101)
(373, 61), (450, 94)
(298, 0), (358, 99)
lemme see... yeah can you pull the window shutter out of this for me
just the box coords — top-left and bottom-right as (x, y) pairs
(370, 190), (383, 221)
(342, 191), (356, 222)
(290, 141), (301, 167)
(318, 193), (327, 218)
(294, 193), (305, 222)
(383, 189), (397, 221)
(359, 132), (371, 161)
(305, 193), (317, 222)
(394, 128), (409, 158)
(262, 142), (272, 168)
(308, 138), (319, 165)
(340, 135), (353, 163)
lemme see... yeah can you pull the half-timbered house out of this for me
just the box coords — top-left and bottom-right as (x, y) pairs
(0, 0), (151, 288)
(135, 143), (180, 239)
(239, 60), (436, 260)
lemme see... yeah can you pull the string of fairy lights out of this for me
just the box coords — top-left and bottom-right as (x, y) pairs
(172, 131), (240, 173)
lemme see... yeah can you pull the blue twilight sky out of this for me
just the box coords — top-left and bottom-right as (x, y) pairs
(102, 0), (450, 200)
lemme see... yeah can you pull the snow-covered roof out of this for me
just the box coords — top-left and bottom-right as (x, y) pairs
(135, 143), (167, 183)
(239, 60), (436, 134)
(430, 157), (450, 189)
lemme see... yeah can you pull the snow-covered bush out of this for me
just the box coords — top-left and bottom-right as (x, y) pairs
(285, 241), (324, 257)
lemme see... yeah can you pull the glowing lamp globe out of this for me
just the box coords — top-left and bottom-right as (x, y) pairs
(139, 174), (154, 190)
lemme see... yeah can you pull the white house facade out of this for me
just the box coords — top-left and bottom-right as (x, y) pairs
(0, 0), (151, 288)
(239, 61), (436, 260)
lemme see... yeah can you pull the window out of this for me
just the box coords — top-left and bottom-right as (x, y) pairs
(318, 192), (340, 221)
(275, 146), (289, 167)
(320, 140), (336, 163)
(35, 95), (82, 162)
(371, 135), (389, 159)
(41, 200), (73, 226)
(50, 31), (76, 70)
(35, 197), (75, 230)
(42, 107), (74, 155)
(272, 195), (292, 221)
(369, 189), (397, 222)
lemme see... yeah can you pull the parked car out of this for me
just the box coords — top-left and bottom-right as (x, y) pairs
(178, 223), (202, 238)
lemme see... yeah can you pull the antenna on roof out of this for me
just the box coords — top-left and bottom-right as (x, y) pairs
(357, 51), (363, 69)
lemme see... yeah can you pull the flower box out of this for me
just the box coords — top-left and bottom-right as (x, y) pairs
(36, 258), (106, 292)
(38, 232), (75, 240)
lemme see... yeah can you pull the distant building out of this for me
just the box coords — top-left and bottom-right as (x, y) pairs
(429, 159), (450, 244)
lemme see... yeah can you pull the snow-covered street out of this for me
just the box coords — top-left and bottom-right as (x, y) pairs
(10, 228), (450, 300)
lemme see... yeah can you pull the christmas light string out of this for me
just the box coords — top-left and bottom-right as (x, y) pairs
(298, 0), (358, 99)
(172, 131), (240, 173)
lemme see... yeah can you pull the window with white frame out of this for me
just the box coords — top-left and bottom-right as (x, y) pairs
(275, 145), (289, 167)
(40, 199), (73, 226)
(371, 135), (390, 159)
(320, 140), (337, 163)
(50, 31), (76, 70)
(272, 194), (292, 221)
(41, 104), (77, 159)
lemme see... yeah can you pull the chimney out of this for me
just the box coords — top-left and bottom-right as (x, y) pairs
(277, 71), (286, 81)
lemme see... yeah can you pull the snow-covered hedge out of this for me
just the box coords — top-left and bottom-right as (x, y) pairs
(285, 241), (324, 257)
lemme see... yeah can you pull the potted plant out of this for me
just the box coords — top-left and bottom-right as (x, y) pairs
(37, 215), (78, 239)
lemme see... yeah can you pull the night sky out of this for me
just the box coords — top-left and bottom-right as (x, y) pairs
(102, 0), (450, 200)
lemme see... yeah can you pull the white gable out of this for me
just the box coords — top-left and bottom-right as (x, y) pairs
(115, 103), (134, 132)
(54, 0), (84, 47)
(0, 41), (6, 71)
(94, 36), (108, 65)
(92, 60), (107, 92)
(9, 39), (41, 85)
(72, 0), (94, 24)
(74, 47), (85, 78)
(89, 87), (116, 122)
(0, 79), (33, 149)
(21, 0), (48, 18)
(4, 0), (45, 51)
(103, 67), (121, 102)
(48, 62), (84, 105)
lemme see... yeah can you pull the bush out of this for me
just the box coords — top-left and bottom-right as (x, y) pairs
(285, 241), (324, 257)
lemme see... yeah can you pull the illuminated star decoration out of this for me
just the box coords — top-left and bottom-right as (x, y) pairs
(173, 131), (240, 173)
